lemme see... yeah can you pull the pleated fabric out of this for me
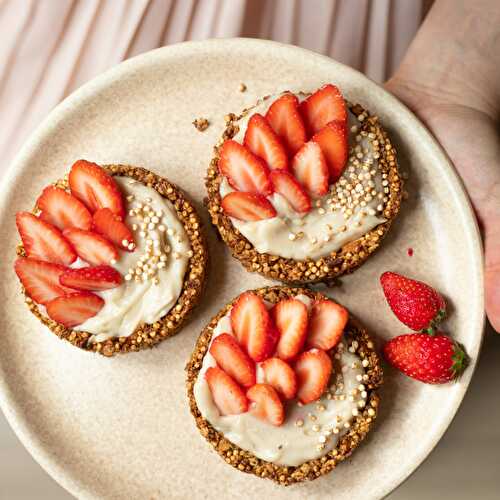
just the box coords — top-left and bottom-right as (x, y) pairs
(0, 0), (427, 167)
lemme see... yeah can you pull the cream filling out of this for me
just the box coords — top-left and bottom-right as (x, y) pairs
(194, 295), (368, 467)
(220, 94), (386, 260)
(73, 177), (190, 342)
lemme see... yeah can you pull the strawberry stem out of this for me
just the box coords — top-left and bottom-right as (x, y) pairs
(421, 309), (446, 336)
(451, 342), (470, 380)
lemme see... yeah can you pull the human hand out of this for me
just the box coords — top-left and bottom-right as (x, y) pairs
(385, 77), (500, 332)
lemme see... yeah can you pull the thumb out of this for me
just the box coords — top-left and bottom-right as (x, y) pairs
(485, 219), (500, 332)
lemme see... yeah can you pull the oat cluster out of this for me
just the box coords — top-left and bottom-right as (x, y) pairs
(16, 164), (208, 356)
(205, 101), (402, 284)
(186, 286), (383, 485)
(192, 117), (210, 132)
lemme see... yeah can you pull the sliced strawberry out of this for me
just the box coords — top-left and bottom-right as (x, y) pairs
(45, 291), (104, 327)
(306, 299), (348, 351)
(209, 333), (256, 388)
(218, 140), (273, 195)
(63, 228), (118, 266)
(243, 113), (288, 171)
(312, 121), (348, 182)
(60, 265), (122, 291)
(205, 366), (248, 416)
(291, 141), (329, 197)
(230, 291), (278, 362)
(68, 160), (124, 217)
(269, 170), (311, 214)
(14, 258), (74, 305)
(294, 348), (332, 404)
(260, 358), (297, 400)
(272, 298), (309, 361)
(300, 84), (347, 136)
(16, 212), (77, 266)
(246, 383), (284, 426)
(265, 93), (307, 155)
(93, 208), (134, 251)
(221, 192), (276, 221)
(37, 186), (92, 231)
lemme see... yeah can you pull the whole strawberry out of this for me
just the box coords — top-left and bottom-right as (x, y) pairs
(380, 272), (446, 333)
(384, 333), (468, 384)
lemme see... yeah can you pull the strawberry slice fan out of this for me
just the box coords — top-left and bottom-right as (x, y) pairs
(187, 286), (383, 486)
(206, 83), (403, 285)
(15, 160), (132, 329)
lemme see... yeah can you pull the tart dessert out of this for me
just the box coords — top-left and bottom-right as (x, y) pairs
(186, 286), (382, 485)
(206, 84), (402, 284)
(14, 160), (207, 356)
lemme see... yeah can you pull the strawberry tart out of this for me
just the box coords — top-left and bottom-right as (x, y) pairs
(14, 160), (208, 356)
(186, 286), (382, 485)
(206, 84), (402, 284)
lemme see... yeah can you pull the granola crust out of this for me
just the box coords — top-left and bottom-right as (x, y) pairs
(16, 164), (208, 356)
(186, 286), (383, 485)
(206, 98), (403, 285)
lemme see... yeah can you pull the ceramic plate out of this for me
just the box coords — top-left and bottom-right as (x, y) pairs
(0, 39), (484, 499)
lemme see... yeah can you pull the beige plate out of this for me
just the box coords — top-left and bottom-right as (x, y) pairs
(0, 39), (484, 499)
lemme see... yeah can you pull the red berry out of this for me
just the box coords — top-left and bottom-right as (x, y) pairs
(209, 333), (256, 388)
(14, 258), (74, 305)
(63, 228), (119, 266)
(218, 140), (273, 196)
(59, 265), (122, 291)
(294, 348), (332, 404)
(93, 208), (135, 251)
(205, 366), (248, 416)
(246, 383), (285, 426)
(383, 333), (468, 384)
(380, 272), (446, 332)
(269, 170), (311, 214)
(230, 292), (278, 362)
(291, 141), (330, 197)
(68, 160), (125, 218)
(244, 113), (288, 171)
(221, 192), (276, 221)
(265, 93), (307, 155)
(312, 121), (348, 182)
(16, 212), (77, 266)
(271, 298), (309, 361)
(37, 186), (92, 231)
(299, 84), (347, 136)
(260, 358), (297, 400)
(45, 291), (104, 327)
(306, 299), (348, 351)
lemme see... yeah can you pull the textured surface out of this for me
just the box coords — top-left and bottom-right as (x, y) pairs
(16, 164), (209, 356)
(0, 39), (484, 500)
(206, 100), (402, 284)
(186, 286), (382, 485)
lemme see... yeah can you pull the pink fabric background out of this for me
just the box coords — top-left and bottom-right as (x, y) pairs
(0, 0), (428, 168)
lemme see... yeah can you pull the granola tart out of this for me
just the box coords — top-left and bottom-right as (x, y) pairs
(206, 84), (402, 284)
(186, 286), (383, 485)
(15, 161), (208, 356)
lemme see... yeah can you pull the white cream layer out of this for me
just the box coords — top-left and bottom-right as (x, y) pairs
(221, 94), (386, 260)
(194, 295), (368, 467)
(74, 177), (190, 342)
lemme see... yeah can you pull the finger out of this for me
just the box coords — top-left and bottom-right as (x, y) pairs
(485, 221), (500, 332)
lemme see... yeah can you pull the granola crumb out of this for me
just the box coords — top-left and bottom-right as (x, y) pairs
(193, 117), (210, 132)
(238, 83), (247, 92)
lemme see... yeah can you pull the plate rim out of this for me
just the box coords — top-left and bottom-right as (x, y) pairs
(0, 38), (485, 500)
